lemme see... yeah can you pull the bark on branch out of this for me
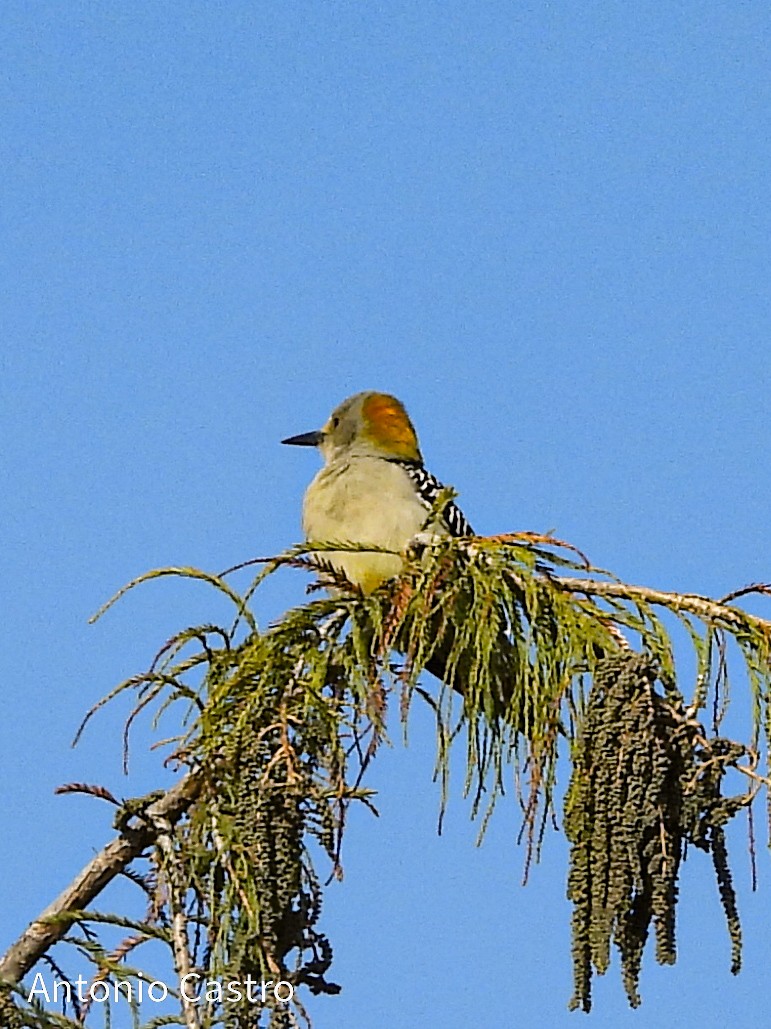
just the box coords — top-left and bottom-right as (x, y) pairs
(556, 576), (771, 633)
(0, 770), (203, 985)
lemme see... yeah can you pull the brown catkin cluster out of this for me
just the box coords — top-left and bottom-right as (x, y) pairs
(565, 651), (744, 1012)
(0, 988), (24, 1028)
(219, 677), (340, 1029)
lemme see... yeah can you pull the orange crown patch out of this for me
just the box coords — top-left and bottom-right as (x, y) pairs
(361, 393), (422, 462)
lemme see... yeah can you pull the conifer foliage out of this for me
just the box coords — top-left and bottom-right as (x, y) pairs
(1, 532), (769, 1026)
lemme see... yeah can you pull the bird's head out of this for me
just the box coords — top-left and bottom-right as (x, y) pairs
(282, 391), (423, 464)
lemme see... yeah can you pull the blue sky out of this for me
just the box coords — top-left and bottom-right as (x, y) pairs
(2, 2), (770, 1026)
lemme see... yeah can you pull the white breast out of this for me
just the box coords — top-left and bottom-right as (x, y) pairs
(302, 456), (430, 592)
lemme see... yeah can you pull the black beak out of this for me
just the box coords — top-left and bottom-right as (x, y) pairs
(281, 430), (323, 447)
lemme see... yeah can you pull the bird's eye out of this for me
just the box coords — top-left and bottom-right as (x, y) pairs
(330, 417), (340, 429)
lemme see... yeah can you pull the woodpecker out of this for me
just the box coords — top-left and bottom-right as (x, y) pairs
(282, 391), (525, 726)
(281, 391), (473, 593)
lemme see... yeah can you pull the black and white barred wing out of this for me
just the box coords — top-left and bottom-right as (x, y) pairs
(395, 460), (474, 537)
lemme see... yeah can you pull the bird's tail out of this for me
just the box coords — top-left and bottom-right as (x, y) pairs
(418, 614), (539, 736)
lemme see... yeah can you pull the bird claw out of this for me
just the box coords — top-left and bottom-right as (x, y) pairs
(410, 530), (444, 550)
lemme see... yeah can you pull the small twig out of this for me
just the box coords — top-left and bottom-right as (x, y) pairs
(719, 582), (771, 605)
(154, 817), (201, 1029)
(735, 764), (771, 789)
(210, 814), (254, 919)
(748, 803), (758, 892)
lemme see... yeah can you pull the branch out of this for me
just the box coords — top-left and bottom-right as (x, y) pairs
(155, 819), (201, 1029)
(556, 576), (771, 634)
(0, 770), (203, 985)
